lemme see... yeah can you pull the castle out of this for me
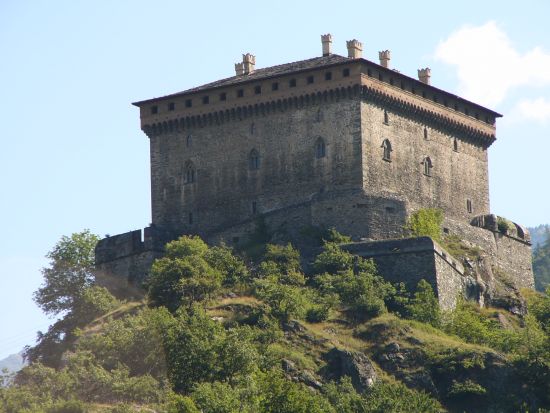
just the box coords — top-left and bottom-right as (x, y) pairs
(96, 35), (534, 308)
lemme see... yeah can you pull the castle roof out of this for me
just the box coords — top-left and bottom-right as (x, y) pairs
(132, 53), (501, 119)
(133, 54), (350, 105)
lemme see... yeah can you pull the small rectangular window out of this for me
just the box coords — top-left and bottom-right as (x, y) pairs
(219, 92), (227, 101)
(254, 85), (262, 94)
(307, 75), (314, 84)
(467, 199), (473, 214)
(202, 96), (209, 104)
(185, 99), (192, 108)
(343, 68), (350, 77)
(151, 105), (158, 114)
(289, 78), (297, 87)
(168, 102), (175, 111)
(272, 82), (279, 91)
(325, 72), (332, 80)
(237, 89), (244, 97)
(378, 73), (383, 81)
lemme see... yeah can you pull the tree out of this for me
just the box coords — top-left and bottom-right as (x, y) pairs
(34, 230), (100, 316)
(28, 230), (112, 367)
(404, 208), (443, 242)
(406, 279), (441, 327)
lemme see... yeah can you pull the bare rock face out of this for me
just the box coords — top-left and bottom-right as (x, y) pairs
(322, 348), (377, 392)
(468, 254), (527, 314)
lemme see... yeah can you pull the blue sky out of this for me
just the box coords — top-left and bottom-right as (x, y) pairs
(1, 0), (549, 359)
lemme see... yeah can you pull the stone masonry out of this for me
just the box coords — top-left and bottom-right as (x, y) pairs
(95, 35), (534, 304)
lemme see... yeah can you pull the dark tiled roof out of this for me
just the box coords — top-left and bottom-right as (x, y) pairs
(134, 54), (350, 105)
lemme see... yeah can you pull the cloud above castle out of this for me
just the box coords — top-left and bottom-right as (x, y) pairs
(435, 21), (550, 123)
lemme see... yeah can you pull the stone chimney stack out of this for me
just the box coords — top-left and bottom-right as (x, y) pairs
(235, 62), (244, 76)
(242, 53), (256, 75)
(346, 39), (363, 59)
(379, 50), (391, 68)
(418, 68), (431, 85)
(321, 34), (332, 56)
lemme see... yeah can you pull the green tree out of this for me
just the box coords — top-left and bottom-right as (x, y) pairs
(313, 242), (355, 274)
(205, 244), (249, 286)
(406, 279), (441, 327)
(148, 236), (223, 311)
(404, 208), (444, 242)
(34, 230), (100, 316)
(533, 234), (550, 291)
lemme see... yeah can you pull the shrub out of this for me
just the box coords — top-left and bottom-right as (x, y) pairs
(363, 381), (441, 413)
(404, 208), (443, 242)
(322, 228), (352, 244)
(306, 305), (330, 323)
(313, 243), (355, 274)
(315, 268), (394, 319)
(205, 244), (249, 287)
(497, 216), (515, 234)
(46, 399), (88, 413)
(406, 280), (441, 327)
(148, 254), (222, 311)
(254, 278), (307, 322)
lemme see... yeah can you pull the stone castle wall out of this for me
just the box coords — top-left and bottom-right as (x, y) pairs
(343, 237), (466, 309)
(360, 101), (490, 222)
(150, 97), (363, 238)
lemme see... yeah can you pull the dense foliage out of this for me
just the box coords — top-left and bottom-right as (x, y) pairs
(533, 231), (550, 291)
(404, 208), (444, 242)
(2, 230), (550, 412)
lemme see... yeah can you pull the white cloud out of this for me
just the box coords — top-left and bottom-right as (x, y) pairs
(435, 21), (550, 107)
(513, 98), (550, 124)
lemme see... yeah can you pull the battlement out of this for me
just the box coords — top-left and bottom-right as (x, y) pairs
(471, 214), (531, 244)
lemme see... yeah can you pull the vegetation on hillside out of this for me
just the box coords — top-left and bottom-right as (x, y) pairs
(533, 231), (550, 292)
(1, 229), (549, 412)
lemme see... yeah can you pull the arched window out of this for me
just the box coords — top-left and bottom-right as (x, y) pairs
(186, 134), (192, 147)
(381, 139), (392, 161)
(249, 149), (260, 170)
(422, 156), (433, 176)
(453, 138), (458, 152)
(185, 161), (195, 183)
(315, 137), (326, 159)
(384, 110), (389, 124)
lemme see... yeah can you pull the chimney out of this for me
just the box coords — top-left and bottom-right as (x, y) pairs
(235, 62), (244, 76)
(321, 34), (332, 56)
(242, 53), (256, 75)
(346, 39), (363, 59)
(379, 50), (391, 68)
(418, 68), (431, 85)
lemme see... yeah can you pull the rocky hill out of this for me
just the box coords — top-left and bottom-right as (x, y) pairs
(1, 229), (549, 413)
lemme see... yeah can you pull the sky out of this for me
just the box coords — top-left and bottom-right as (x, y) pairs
(0, 0), (549, 359)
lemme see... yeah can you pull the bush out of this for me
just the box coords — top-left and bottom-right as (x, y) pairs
(46, 399), (88, 413)
(315, 267), (394, 319)
(363, 381), (441, 413)
(404, 208), (443, 242)
(405, 280), (441, 327)
(313, 243), (355, 274)
(306, 305), (331, 323)
(148, 251), (222, 312)
(254, 278), (307, 322)
(205, 244), (249, 287)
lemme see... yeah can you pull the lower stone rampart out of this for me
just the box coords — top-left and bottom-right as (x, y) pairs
(342, 237), (466, 309)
